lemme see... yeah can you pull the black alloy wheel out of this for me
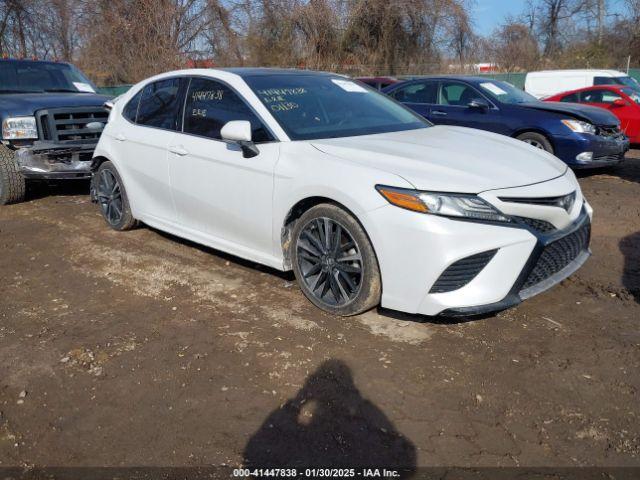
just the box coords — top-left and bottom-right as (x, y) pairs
(291, 204), (381, 316)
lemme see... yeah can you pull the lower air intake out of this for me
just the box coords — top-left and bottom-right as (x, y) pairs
(430, 249), (498, 293)
(521, 220), (591, 290)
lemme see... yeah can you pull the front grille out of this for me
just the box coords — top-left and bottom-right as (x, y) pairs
(521, 220), (590, 290)
(37, 107), (108, 144)
(598, 125), (623, 138)
(430, 249), (497, 293)
(515, 216), (556, 233)
(500, 192), (576, 211)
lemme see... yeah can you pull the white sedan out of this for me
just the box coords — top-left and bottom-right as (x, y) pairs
(92, 68), (592, 317)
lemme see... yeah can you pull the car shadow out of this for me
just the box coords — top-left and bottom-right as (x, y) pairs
(574, 149), (640, 184)
(242, 359), (416, 473)
(25, 179), (90, 201)
(619, 231), (640, 304)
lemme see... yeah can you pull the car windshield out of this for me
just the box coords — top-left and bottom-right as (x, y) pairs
(614, 76), (640, 89)
(477, 80), (538, 104)
(244, 74), (429, 140)
(0, 61), (96, 94)
(622, 87), (640, 104)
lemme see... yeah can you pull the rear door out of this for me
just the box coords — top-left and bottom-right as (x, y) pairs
(110, 77), (186, 222)
(387, 80), (438, 121)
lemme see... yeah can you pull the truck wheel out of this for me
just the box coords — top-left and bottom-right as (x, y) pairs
(516, 132), (554, 154)
(0, 146), (26, 205)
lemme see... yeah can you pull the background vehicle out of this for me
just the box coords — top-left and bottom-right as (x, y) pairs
(93, 68), (592, 318)
(355, 76), (399, 91)
(383, 76), (630, 168)
(0, 58), (110, 205)
(525, 69), (640, 99)
(545, 85), (640, 145)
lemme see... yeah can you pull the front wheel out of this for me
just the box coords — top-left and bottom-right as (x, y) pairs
(0, 146), (26, 205)
(94, 161), (138, 231)
(291, 204), (381, 316)
(516, 132), (554, 154)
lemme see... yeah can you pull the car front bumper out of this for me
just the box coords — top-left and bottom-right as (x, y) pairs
(364, 172), (592, 317)
(554, 132), (629, 169)
(15, 142), (96, 179)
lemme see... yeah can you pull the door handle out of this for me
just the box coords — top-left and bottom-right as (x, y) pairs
(115, 133), (127, 142)
(431, 110), (447, 116)
(168, 145), (189, 156)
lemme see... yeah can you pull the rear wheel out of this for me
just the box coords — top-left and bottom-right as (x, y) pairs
(516, 132), (554, 154)
(95, 161), (138, 231)
(0, 146), (26, 205)
(291, 204), (381, 316)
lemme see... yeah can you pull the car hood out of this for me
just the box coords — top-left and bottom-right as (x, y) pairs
(0, 92), (111, 118)
(311, 126), (567, 193)
(519, 101), (619, 126)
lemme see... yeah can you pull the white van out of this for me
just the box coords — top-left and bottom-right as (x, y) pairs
(525, 69), (640, 99)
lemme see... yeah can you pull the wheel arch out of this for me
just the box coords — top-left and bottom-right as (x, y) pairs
(511, 128), (556, 152)
(280, 196), (380, 274)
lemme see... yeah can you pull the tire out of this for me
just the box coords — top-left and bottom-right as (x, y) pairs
(291, 203), (381, 316)
(516, 132), (554, 154)
(0, 145), (26, 205)
(94, 161), (138, 231)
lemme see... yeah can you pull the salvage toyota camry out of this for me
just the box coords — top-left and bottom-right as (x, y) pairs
(92, 68), (592, 317)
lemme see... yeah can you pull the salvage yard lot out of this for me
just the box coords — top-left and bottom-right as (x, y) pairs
(1, 151), (639, 468)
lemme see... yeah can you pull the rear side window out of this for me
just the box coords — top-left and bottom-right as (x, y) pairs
(137, 78), (184, 130)
(182, 77), (273, 143)
(122, 90), (142, 122)
(594, 76), (615, 85)
(391, 81), (438, 104)
(560, 93), (579, 102)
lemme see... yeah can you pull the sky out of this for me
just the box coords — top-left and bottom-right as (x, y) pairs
(473, 0), (528, 36)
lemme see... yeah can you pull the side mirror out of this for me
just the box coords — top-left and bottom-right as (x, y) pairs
(468, 98), (490, 110)
(612, 98), (628, 107)
(221, 120), (259, 158)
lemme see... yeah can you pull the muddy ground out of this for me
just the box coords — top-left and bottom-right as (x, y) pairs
(0, 151), (639, 471)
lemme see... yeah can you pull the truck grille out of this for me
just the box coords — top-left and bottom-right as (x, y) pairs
(36, 107), (108, 144)
(430, 249), (497, 293)
(521, 220), (590, 291)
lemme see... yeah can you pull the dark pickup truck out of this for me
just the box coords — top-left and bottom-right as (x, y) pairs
(0, 59), (110, 204)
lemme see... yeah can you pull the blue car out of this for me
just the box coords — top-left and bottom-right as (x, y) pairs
(383, 76), (630, 168)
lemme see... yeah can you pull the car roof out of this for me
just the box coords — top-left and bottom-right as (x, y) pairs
(0, 58), (71, 67)
(552, 84), (629, 96)
(528, 69), (627, 77)
(219, 67), (336, 77)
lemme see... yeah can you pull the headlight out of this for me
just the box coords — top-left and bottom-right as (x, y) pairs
(2, 116), (38, 140)
(376, 185), (511, 222)
(561, 119), (596, 135)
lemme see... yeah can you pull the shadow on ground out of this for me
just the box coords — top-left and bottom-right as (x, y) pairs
(25, 179), (90, 201)
(243, 359), (416, 472)
(620, 231), (640, 304)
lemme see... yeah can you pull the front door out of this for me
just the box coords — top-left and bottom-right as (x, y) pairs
(167, 77), (280, 260)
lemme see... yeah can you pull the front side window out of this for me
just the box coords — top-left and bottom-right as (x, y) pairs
(622, 87), (640, 104)
(183, 77), (273, 142)
(391, 81), (438, 104)
(137, 78), (184, 130)
(580, 89), (622, 104)
(245, 74), (429, 141)
(439, 81), (481, 106)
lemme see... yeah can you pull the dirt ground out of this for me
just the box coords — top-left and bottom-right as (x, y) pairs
(0, 151), (639, 471)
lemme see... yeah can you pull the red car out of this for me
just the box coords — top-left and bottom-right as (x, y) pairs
(545, 85), (640, 144)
